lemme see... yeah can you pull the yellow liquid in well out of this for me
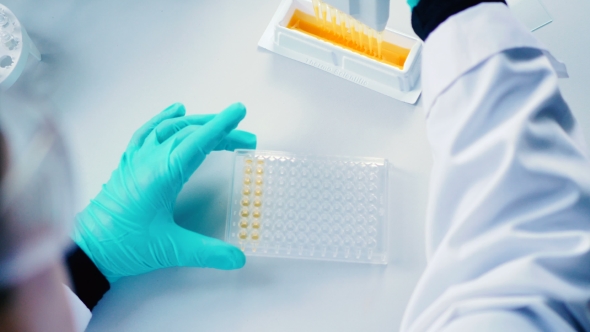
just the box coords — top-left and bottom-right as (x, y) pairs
(287, 9), (410, 69)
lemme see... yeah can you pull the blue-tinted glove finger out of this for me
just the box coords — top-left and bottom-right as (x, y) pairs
(155, 114), (216, 143)
(407, 0), (420, 9)
(131, 103), (186, 148)
(171, 102), (246, 174)
(167, 224), (245, 270)
(165, 126), (255, 152)
(213, 130), (256, 151)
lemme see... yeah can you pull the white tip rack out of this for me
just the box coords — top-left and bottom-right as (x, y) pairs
(258, 0), (422, 104)
(0, 4), (41, 92)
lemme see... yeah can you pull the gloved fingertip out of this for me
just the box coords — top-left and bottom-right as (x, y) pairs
(229, 131), (257, 151)
(233, 102), (246, 112)
(223, 102), (247, 119)
(243, 133), (257, 150)
(204, 245), (246, 270)
(407, 0), (420, 10)
(231, 248), (246, 269)
(164, 102), (186, 116)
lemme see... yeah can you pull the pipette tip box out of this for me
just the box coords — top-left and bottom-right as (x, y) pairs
(258, 0), (422, 104)
(225, 150), (389, 265)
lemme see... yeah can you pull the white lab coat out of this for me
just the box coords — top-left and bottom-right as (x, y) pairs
(64, 285), (92, 332)
(401, 3), (590, 332)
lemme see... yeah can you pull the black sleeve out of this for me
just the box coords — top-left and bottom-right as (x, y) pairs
(66, 245), (110, 310)
(411, 0), (507, 41)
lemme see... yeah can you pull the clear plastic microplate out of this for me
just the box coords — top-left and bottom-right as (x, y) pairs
(225, 150), (389, 264)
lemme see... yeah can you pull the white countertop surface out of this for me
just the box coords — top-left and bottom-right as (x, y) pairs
(1, 0), (589, 331)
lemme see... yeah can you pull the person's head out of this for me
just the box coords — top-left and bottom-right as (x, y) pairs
(0, 104), (76, 332)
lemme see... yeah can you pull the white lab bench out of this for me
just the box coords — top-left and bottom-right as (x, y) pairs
(1, 0), (589, 331)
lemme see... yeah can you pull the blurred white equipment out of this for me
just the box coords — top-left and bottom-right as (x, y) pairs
(0, 4), (41, 91)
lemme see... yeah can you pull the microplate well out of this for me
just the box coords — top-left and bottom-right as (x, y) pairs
(225, 150), (389, 264)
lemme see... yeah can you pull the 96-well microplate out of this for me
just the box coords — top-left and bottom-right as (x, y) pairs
(225, 150), (389, 264)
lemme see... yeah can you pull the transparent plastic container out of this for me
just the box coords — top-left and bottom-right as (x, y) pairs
(225, 150), (389, 264)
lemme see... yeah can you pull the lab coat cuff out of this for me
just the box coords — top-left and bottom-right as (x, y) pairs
(411, 0), (507, 41)
(421, 2), (568, 116)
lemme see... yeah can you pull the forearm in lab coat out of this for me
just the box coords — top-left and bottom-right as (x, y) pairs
(402, 3), (590, 332)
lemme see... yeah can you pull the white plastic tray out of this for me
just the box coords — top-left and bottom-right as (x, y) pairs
(258, 0), (422, 104)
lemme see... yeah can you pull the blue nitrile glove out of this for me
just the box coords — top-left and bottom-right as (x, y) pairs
(72, 102), (256, 283)
(407, 0), (420, 10)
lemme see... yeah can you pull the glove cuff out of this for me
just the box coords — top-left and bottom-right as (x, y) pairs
(66, 245), (110, 309)
(412, 0), (507, 41)
(71, 192), (128, 283)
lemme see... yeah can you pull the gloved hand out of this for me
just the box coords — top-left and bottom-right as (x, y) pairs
(72, 102), (256, 283)
(407, 0), (420, 10)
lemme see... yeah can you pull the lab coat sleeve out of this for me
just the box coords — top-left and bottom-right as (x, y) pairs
(63, 284), (92, 332)
(401, 3), (590, 332)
